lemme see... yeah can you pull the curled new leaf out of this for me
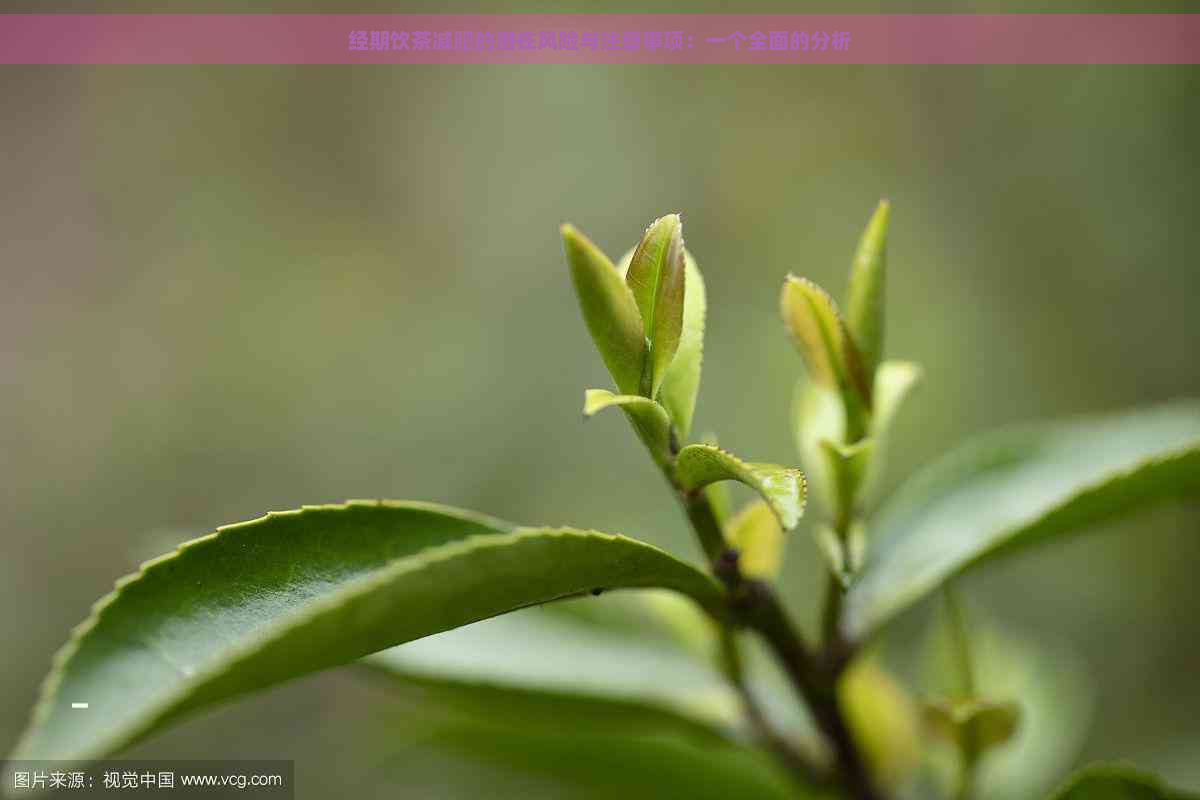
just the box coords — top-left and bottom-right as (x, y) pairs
(626, 214), (687, 398)
(780, 276), (871, 438)
(793, 362), (919, 515)
(562, 224), (647, 396)
(793, 382), (845, 514)
(860, 360), (922, 504)
(724, 499), (784, 580)
(619, 247), (706, 437)
(845, 200), (890, 378)
(583, 389), (673, 467)
(675, 444), (806, 531)
(819, 437), (875, 521)
(659, 252), (706, 437)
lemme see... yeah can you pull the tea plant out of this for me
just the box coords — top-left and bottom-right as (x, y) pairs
(13, 206), (1200, 799)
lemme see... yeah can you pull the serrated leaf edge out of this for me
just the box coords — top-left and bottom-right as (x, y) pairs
(14, 503), (722, 762)
(675, 444), (807, 531)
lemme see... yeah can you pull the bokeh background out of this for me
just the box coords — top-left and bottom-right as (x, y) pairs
(3, 3), (1199, 798)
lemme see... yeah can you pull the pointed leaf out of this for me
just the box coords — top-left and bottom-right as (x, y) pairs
(862, 360), (922, 504)
(660, 252), (706, 437)
(675, 444), (806, 530)
(844, 402), (1200, 640)
(1048, 764), (1198, 800)
(780, 276), (872, 433)
(626, 214), (686, 398)
(583, 389), (673, 466)
(793, 381), (846, 514)
(12, 501), (722, 762)
(725, 499), (784, 580)
(562, 224), (646, 395)
(845, 200), (890, 377)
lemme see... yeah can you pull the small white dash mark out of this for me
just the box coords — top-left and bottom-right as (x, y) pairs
(71, 702), (89, 709)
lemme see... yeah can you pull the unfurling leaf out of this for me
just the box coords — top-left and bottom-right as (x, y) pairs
(659, 252), (706, 437)
(583, 389), (673, 466)
(924, 698), (1021, 755)
(626, 214), (687, 399)
(845, 200), (890, 378)
(844, 402), (1200, 640)
(562, 224), (647, 396)
(12, 502), (722, 763)
(675, 444), (806, 531)
(819, 437), (875, 520)
(725, 499), (784, 580)
(780, 276), (871, 438)
(793, 382), (845, 514)
(861, 360), (922, 503)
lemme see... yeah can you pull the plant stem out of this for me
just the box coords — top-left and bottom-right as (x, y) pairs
(678, 486), (885, 800)
(735, 574), (883, 800)
(944, 586), (979, 800)
(717, 628), (831, 788)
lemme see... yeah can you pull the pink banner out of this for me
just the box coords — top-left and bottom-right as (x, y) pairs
(1, 14), (1197, 65)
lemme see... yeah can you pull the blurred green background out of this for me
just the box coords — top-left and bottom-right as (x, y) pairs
(2, 4), (1199, 798)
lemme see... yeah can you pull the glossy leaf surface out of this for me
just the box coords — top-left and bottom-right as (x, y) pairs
(13, 502), (722, 762)
(625, 214), (686, 398)
(562, 224), (647, 395)
(844, 402), (1200, 639)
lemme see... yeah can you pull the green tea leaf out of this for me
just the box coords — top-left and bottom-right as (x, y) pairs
(1048, 764), (1198, 799)
(819, 437), (875, 519)
(617, 244), (703, 434)
(924, 698), (1021, 753)
(562, 224), (647, 395)
(660, 252), (706, 437)
(844, 402), (1200, 640)
(363, 595), (821, 800)
(583, 389), (673, 466)
(675, 444), (806, 531)
(845, 200), (890, 378)
(780, 276), (872, 435)
(626, 214), (686, 398)
(725, 499), (784, 580)
(862, 360), (922, 504)
(364, 604), (737, 730)
(12, 501), (722, 762)
(377, 698), (806, 800)
(793, 381), (846, 514)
